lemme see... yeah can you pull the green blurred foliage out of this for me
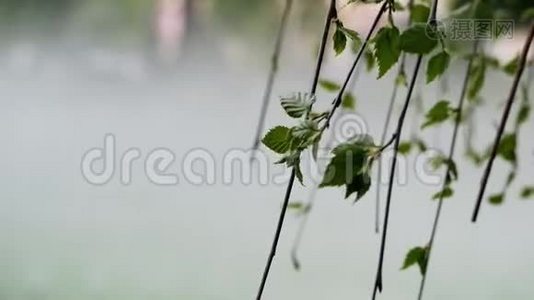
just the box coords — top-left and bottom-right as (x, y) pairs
(453, 0), (532, 23)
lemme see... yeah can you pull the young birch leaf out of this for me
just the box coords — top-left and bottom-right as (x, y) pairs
(521, 8), (534, 22)
(288, 202), (311, 215)
(342, 92), (356, 110)
(280, 151), (304, 185)
(421, 100), (452, 129)
(396, 70), (408, 87)
(365, 49), (376, 71)
(488, 193), (504, 205)
(319, 79), (341, 92)
(516, 102), (531, 126)
(410, 4), (430, 23)
(319, 145), (367, 187)
(373, 26), (401, 78)
(400, 24), (438, 54)
(468, 58), (486, 100)
(262, 126), (291, 154)
(402, 246), (428, 275)
(427, 51), (450, 83)
(333, 25), (347, 55)
(497, 133), (516, 163)
(432, 186), (454, 200)
(415, 139), (427, 152)
(339, 25), (361, 44)
(393, 1), (405, 11)
(446, 159), (458, 182)
(280, 93), (314, 118)
(345, 171), (371, 200)
(398, 141), (412, 155)
(503, 55), (519, 76)
(521, 186), (534, 199)
(334, 20), (362, 56)
(291, 120), (320, 150)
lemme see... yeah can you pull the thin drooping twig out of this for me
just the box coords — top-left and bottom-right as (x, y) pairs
(376, 57), (405, 235)
(471, 23), (534, 223)
(323, 1), (389, 130)
(375, 0), (415, 235)
(417, 40), (479, 300)
(290, 69), (362, 271)
(255, 1), (336, 299)
(372, 1), (439, 298)
(252, 0), (294, 153)
(373, 55), (423, 300)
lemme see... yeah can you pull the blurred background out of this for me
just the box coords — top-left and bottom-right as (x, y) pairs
(1, 0), (533, 299)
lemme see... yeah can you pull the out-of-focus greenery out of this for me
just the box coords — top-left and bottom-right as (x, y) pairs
(0, 0), (153, 44)
(453, 0), (532, 23)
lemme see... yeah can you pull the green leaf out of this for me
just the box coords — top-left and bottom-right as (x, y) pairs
(432, 186), (453, 200)
(421, 100), (453, 129)
(483, 55), (500, 69)
(365, 49), (376, 71)
(521, 186), (534, 199)
(503, 55), (519, 76)
(320, 138), (377, 201)
(333, 26), (347, 56)
(280, 93), (314, 118)
(393, 1), (405, 11)
(345, 171), (371, 201)
(488, 193), (504, 205)
(516, 102), (531, 126)
(319, 79), (341, 92)
(468, 57), (486, 100)
(290, 120), (320, 150)
(332, 20), (361, 56)
(445, 159), (458, 183)
(288, 202), (311, 215)
(373, 26), (401, 78)
(520, 8), (534, 22)
(338, 24), (361, 43)
(398, 141), (412, 155)
(277, 151), (304, 185)
(505, 171), (516, 187)
(415, 139), (427, 152)
(342, 92), (356, 110)
(262, 126), (291, 154)
(395, 70), (408, 87)
(410, 4), (430, 23)
(497, 134), (516, 163)
(401, 246), (428, 275)
(319, 144), (368, 187)
(426, 51), (450, 83)
(400, 24), (438, 54)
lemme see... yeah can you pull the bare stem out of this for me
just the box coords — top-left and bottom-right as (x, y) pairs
(375, 56), (407, 234)
(252, 0), (294, 153)
(378, 134), (397, 153)
(471, 23), (534, 222)
(417, 40), (479, 300)
(372, 55), (423, 299)
(255, 1), (336, 298)
(372, 1), (440, 298)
